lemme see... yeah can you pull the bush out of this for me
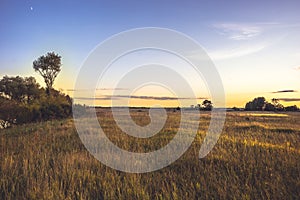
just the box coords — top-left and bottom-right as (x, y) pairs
(0, 90), (72, 125)
(245, 97), (266, 111)
(38, 95), (72, 121)
(285, 105), (299, 111)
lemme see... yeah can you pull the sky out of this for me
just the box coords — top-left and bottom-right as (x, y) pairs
(1, 0), (300, 107)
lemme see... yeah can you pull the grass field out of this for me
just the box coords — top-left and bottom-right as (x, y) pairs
(0, 109), (299, 199)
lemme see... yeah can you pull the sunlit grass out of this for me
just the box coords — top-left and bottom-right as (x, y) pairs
(238, 112), (289, 117)
(0, 110), (299, 199)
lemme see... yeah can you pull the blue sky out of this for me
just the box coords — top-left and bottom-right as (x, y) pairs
(1, 0), (300, 107)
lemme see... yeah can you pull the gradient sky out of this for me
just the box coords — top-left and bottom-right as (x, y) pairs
(1, 0), (300, 107)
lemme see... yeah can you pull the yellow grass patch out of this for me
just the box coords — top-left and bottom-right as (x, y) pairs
(239, 113), (289, 117)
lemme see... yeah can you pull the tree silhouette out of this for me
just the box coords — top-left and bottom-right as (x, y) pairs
(285, 105), (299, 111)
(264, 102), (275, 111)
(271, 98), (284, 111)
(245, 97), (266, 111)
(202, 99), (213, 111)
(271, 98), (279, 105)
(24, 77), (42, 104)
(33, 52), (61, 95)
(0, 76), (40, 104)
(0, 76), (25, 102)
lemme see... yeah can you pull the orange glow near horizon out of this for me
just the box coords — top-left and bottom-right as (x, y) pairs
(71, 90), (300, 108)
(55, 71), (300, 108)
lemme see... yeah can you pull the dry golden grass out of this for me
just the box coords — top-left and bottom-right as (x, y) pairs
(0, 110), (299, 199)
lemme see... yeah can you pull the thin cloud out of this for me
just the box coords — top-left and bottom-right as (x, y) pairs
(65, 89), (88, 92)
(277, 98), (300, 102)
(208, 43), (267, 60)
(105, 95), (206, 100)
(207, 22), (300, 60)
(74, 95), (206, 101)
(96, 88), (129, 91)
(214, 23), (262, 40)
(213, 22), (300, 41)
(75, 97), (116, 100)
(64, 88), (129, 92)
(294, 66), (300, 70)
(272, 90), (298, 93)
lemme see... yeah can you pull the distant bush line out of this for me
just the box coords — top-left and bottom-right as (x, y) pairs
(245, 97), (299, 112)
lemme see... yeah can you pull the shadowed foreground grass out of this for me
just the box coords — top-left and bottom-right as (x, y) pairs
(0, 110), (299, 199)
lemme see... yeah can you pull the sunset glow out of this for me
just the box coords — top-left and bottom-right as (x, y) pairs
(1, 1), (300, 108)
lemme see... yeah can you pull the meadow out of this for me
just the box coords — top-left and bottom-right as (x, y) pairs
(0, 109), (299, 199)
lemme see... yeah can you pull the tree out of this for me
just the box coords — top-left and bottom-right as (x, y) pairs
(271, 98), (279, 105)
(271, 98), (284, 111)
(33, 52), (61, 95)
(0, 76), (41, 104)
(285, 105), (299, 111)
(202, 99), (213, 111)
(245, 101), (253, 111)
(0, 76), (26, 102)
(245, 97), (266, 111)
(264, 102), (275, 111)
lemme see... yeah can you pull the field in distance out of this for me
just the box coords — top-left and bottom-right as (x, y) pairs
(0, 109), (299, 199)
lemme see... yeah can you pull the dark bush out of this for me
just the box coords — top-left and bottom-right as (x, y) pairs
(0, 89), (72, 125)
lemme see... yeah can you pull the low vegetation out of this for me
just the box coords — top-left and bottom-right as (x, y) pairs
(0, 110), (299, 199)
(245, 97), (299, 111)
(0, 52), (72, 125)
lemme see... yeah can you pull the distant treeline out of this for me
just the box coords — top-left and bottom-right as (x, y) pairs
(245, 97), (299, 111)
(190, 99), (213, 111)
